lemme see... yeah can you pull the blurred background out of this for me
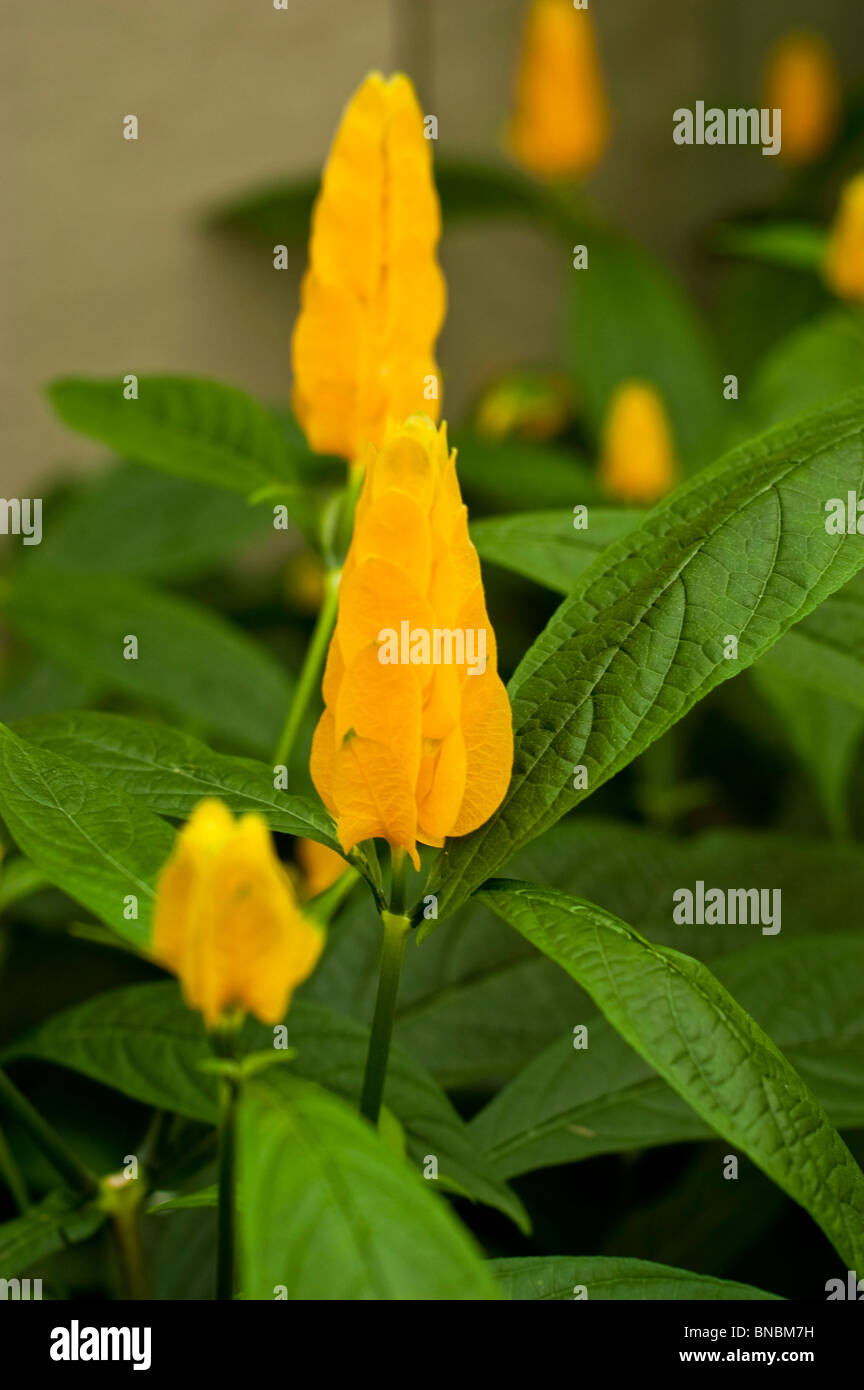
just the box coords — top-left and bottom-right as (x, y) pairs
(4, 0), (862, 495)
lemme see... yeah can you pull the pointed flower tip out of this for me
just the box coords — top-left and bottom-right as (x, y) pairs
(151, 798), (324, 1029)
(310, 416), (513, 870)
(600, 381), (678, 505)
(507, 0), (610, 180)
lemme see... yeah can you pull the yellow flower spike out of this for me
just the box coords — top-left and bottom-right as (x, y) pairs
(600, 381), (678, 505)
(310, 415), (514, 867)
(824, 174), (864, 304)
(151, 799), (324, 1028)
(507, 0), (610, 179)
(763, 32), (840, 166)
(291, 73), (446, 463)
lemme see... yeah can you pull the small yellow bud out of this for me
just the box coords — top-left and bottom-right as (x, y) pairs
(824, 174), (864, 304)
(600, 382), (678, 505)
(151, 800), (323, 1028)
(507, 0), (610, 179)
(763, 32), (840, 166)
(475, 372), (571, 442)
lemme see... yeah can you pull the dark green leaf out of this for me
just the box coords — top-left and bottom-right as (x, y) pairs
(47, 375), (306, 497)
(479, 880), (864, 1268)
(7, 983), (526, 1230)
(15, 711), (338, 851)
(492, 1255), (780, 1301)
(472, 934), (864, 1174)
(0, 1190), (104, 1279)
(471, 507), (639, 593)
(431, 391), (864, 922)
(0, 723), (174, 945)
(568, 232), (727, 466)
(25, 463), (274, 580)
(6, 573), (292, 756)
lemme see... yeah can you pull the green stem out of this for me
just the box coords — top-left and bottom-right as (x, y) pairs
(216, 1073), (239, 1301)
(359, 908), (410, 1126)
(273, 566), (340, 769)
(0, 1067), (96, 1196)
(111, 1205), (149, 1300)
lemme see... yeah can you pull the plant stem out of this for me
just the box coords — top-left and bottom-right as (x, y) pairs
(111, 1203), (149, 1300)
(0, 1067), (96, 1196)
(359, 907), (410, 1126)
(273, 566), (340, 770)
(216, 1073), (239, 1301)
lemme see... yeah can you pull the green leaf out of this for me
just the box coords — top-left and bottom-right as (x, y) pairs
(431, 390), (864, 922)
(0, 856), (48, 915)
(568, 232), (726, 467)
(47, 375), (305, 496)
(0, 1190), (104, 1278)
(491, 1255), (780, 1301)
(471, 508), (640, 593)
(712, 221), (827, 272)
(7, 982), (526, 1231)
(238, 1074), (500, 1300)
(761, 572), (864, 712)
(0, 723), (174, 945)
(208, 160), (574, 243)
(311, 818), (864, 1088)
(24, 463), (274, 581)
(471, 934), (864, 1175)
(456, 435), (599, 513)
(15, 711), (338, 851)
(749, 311), (864, 429)
(750, 669), (863, 835)
(6, 573), (291, 756)
(479, 880), (864, 1268)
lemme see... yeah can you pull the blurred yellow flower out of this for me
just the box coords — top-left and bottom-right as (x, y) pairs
(475, 371), (571, 442)
(600, 381), (677, 504)
(291, 72), (446, 463)
(151, 800), (323, 1028)
(295, 837), (347, 899)
(824, 174), (864, 303)
(310, 415), (513, 867)
(764, 32), (840, 166)
(507, 0), (609, 179)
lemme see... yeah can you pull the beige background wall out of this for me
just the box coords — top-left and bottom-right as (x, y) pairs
(2, 0), (860, 495)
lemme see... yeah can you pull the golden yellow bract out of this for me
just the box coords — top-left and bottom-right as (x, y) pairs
(600, 381), (678, 505)
(311, 415), (513, 868)
(763, 32), (840, 166)
(824, 174), (864, 303)
(507, 0), (609, 179)
(151, 800), (323, 1028)
(291, 72), (446, 463)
